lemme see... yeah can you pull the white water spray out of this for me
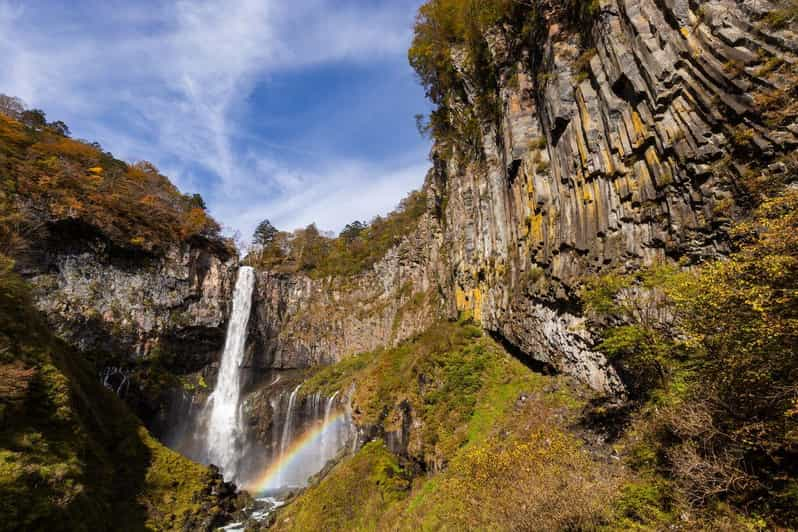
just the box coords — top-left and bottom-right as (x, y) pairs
(205, 266), (255, 481)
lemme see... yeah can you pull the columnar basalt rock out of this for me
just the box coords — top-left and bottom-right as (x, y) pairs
(246, 0), (796, 395)
(428, 0), (796, 394)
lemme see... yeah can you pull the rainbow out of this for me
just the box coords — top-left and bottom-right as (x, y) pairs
(246, 412), (346, 494)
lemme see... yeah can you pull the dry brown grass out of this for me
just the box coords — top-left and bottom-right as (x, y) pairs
(389, 393), (624, 531)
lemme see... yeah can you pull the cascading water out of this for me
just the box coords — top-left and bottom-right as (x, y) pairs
(278, 384), (302, 459)
(274, 384), (301, 488)
(205, 266), (255, 481)
(320, 391), (339, 467)
(246, 386), (356, 494)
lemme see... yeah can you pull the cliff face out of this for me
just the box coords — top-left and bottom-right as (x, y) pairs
(422, 0), (796, 393)
(0, 106), (238, 419)
(235, 0), (795, 397)
(29, 0), (792, 399)
(15, 218), (236, 425)
(24, 221), (236, 372)
(248, 210), (448, 369)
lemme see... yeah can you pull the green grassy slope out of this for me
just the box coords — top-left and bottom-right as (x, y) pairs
(273, 321), (625, 530)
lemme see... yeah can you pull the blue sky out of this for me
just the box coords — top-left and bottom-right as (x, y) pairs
(0, 0), (431, 242)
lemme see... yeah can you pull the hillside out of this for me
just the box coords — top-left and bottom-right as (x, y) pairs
(272, 321), (625, 530)
(0, 100), (224, 258)
(0, 105), (243, 530)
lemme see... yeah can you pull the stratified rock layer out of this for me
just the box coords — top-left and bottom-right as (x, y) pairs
(24, 218), (236, 376)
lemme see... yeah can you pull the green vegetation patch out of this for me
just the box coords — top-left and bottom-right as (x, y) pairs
(248, 190), (427, 278)
(272, 440), (410, 531)
(762, 0), (798, 29)
(578, 181), (798, 528)
(276, 320), (624, 530)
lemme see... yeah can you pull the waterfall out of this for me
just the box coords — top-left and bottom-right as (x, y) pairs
(320, 390), (339, 467)
(165, 264), (357, 520)
(269, 393), (283, 462)
(279, 384), (301, 457)
(205, 266), (255, 482)
(273, 383), (302, 488)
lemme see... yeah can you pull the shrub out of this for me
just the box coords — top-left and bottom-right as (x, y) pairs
(662, 190), (798, 520)
(582, 185), (798, 527)
(598, 324), (670, 398)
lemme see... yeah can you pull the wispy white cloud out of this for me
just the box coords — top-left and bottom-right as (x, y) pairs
(0, 0), (428, 242)
(214, 155), (429, 241)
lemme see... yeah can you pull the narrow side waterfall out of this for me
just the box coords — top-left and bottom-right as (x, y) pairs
(249, 387), (355, 493)
(278, 385), (301, 458)
(205, 266), (255, 481)
(320, 390), (339, 467)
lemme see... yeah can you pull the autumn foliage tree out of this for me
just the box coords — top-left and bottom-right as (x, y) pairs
(0, 96), (226, 257)
(0, 95), (24, 119)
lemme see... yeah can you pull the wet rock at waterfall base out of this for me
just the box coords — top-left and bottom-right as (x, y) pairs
(144, 465), (250, 532)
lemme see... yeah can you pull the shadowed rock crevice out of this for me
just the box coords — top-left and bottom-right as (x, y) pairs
(488, 328), (559, 376)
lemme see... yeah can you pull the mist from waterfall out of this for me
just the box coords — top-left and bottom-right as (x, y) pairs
(205, 266), (255, 482)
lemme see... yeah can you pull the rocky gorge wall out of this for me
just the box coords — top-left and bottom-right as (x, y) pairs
(242, 0), (797, 397)
(19, 219), (237, 420)
(247, 210), (449, 370)
(26, 231), (236, 368)
(23, 0), (796, 405)
(424, 0), (797, 394)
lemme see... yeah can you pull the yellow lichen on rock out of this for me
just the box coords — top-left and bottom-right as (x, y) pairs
(454, 285), (483, 323)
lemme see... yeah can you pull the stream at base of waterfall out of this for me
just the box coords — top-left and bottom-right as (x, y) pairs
(165, 266), (357, 527)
